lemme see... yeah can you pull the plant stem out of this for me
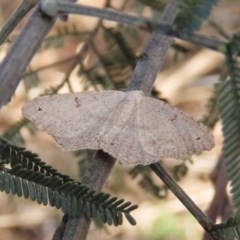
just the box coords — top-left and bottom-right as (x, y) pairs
(42, 1), (224, 55)
(0, 0), (38, 45)
(62, 151), (116, 240)
(128, 0), (180, 94)
(0, 4), (56, 108)
(150, 163), (225, 240)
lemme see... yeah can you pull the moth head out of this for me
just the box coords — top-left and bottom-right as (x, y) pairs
(22, 95), (52, 122)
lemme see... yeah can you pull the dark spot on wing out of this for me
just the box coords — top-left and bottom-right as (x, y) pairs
(75, 97), (81, 108)
(38, 106), (43, 111)
(170, 114), (177, 121)
(196, 137), (201, 140)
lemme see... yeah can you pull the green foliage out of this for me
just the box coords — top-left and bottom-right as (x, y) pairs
(174, 0), (220, 31)
(227, 33), (240, 56)
(217, 55), (240, 210)
(40, 25), (90, 50)
(129, 165), (168, 198)
(201, 86), (219, 129)
(78, 25), (137, 91)
(204, 34), (240, 238)
(129, 165), (167, 198)
(216, 33), (240, 237)
(215, 216), (240, 240)
(104, 27), (137, 68)
(137, 0), (166, 11)
(0, 137), (138, 226)
(129, 162), (189, 199)
(2, 118), (30, 145)
(171, 162), (189, 181)
(23, 66), (40, 89)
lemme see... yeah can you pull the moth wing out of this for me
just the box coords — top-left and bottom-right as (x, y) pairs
(22, 91), (126, 151)
(98, 91), (149, 165)
(96, 94), (214, 166)
(137, 97), (214, 161)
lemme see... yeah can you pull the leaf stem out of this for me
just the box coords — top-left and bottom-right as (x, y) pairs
(0, 4), (56, 108)
(41, 1), (225, 55)
(0, 0), (38, 45)
(150, 163), (224, 240)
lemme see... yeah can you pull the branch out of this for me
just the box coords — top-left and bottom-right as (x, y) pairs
(40, 0), (225, 54)
(61, 151), (116, 240)
(0, 0), (38, 45)
(128, 0), (179, 94)
(150, 164), (224, 240)
(0, 3), (56, 108)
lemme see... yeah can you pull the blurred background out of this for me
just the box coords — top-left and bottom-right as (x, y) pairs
(0, 0), (240, 239)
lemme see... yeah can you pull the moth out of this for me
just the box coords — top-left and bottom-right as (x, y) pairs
(22, 90), (214, 165)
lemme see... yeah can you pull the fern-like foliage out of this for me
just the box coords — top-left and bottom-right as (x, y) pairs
(129, 160), (188, 198)
(227, 33), (240, 56)
(23, 65), (40, 89)
(201, 86), (219, 129)
(104, 27), (137, 69)
(215, 216), (240, 240)
(137, 0), (166, 11)
(0, 138), (137, 226)
(129, 165), (168, 198)
(217, 46), (240, 211)
(174, 0), (220, 31)
(41, 25), (90, 51)
(78, 25), (137, 91)
(2, 118), (30, 145)
(171, 162), (189, 181)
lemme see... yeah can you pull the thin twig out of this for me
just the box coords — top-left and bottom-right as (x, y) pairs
(61, 151), (116, 240)
(129, 0), (180, 94)
(0, 0), (38, 45)
(203, 156), (230, 240)
(150, 164), (225, 240)
(40, 1), (225, 54)
(0, 4), (56, 108)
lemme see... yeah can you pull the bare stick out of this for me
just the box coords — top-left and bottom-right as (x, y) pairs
(129, 0), (180, 94)
(40, 1), (224, 54)
(150, 164), (224, 240)
(0, 0), (38, 45)
(0, 4), (56, 108)
(61, 151), (116, 240)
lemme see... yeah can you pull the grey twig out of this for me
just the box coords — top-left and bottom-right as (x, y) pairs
(62, 151), (116, 240)
(128, 0), (180, 94)
(150, 164), (224, 240)
(40, 1), (225, 54)
(0, 3), (56, 108)
(0, 0), (38, 45)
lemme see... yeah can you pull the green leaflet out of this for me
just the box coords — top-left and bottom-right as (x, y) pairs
(217, 57), (240, 209)
(175, 0), (220, 31)
(217, 37), (240, 237)
(0, 137), (137, 226)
